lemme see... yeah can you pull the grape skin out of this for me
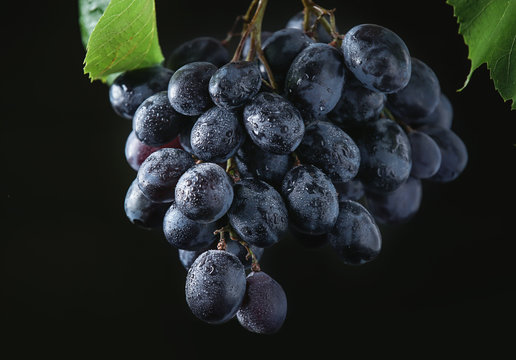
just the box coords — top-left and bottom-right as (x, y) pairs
(334, 180), (365, 202)
(124, 179), (170, 229)
(327, 200), (382, 265)
(411, 93), (453, 129)
(228, 178), (288, 248)
(165, 37), (230, 71)
(185, 250), (246, 324)
(190, 107), (245, 163)
(281, 165), (339, 235)
(175, 163), (234, 224)
(168, 62), (217, 116)
(236, 271), (287, 334)
(137, 148), (195, 203)
(342, 24), (411, 94)
(408, 130), (442, 179)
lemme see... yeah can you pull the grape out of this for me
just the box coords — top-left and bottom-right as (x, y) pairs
(354, 117), (412, 193)
(163, 201), (218, 250)
(137, 148), (195, 203)
(225, 240), (264, 270)
(178, 119), (195, 154)
(168, 62), (217, 116)
(262, 28), (314, 89)
(296, 121), (361, 184)
(286, 11), (335, 43)
(228, 178), (288, 248)
(341, 24), (411, 94)
(124, 131), (180, 171)
(236, 271), (287, 334)
(109, 66), (173, 120)
(235, 139), (293, 188)
(124, 179), (170, 229)
(179, 247), (211, 271)
(132, 91), (187, 147)
(408, 130), (442, 179)
(420, 126), (468, 183)
(366, 177), (422, 225)
(190, 107), (245, 163)
(285, 43), (345, 118)
(209, 61), (262, 109)
(175, 162), (234, 223)
(281, 165), (339, 235)
(243, 92), (305, 154)
(327, 200), (381, 265)
(387, 57), (441, 120)
(166, 37), (230, 71)
(410, 93), (453, 129)
(334, 180), (365, 202)
(185, 250), (246, 324)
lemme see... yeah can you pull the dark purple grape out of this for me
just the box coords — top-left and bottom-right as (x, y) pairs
(209, 61), (262, 109)
(228, 178), (288, 248)
(354, 117), (412, 193)
(132, 91), (187, 147)
(328, 200), (381, 265)
(190, 107), (245, 163)
(178, 118), (196, 154)
(387, 58), (441, 120)
(342, 24), (411, 94)
(286, 11), (336, 43)
(285, 43), (345, 118)
(166, 37), (230, 71)
(185, 250), (246, 324)
(168, 62), (217, 116)
(281, 165), (339, 235)
(334, 180), (365, 202)
(124, 131), (181, 171)
(235, 139), (294, 188)
(163, 201), (218, 250)
(243, 92), (305, 154)
(408, 130), (442, 179)
(137, 148), (195, 203)
(175, 163), (234, 224)
(410, 93), (453, 129)
(262, 28), (314, 89)
(296, 121), (360, 184)
(109, 66), (173, 119)
(237, 271), (287, 334)
(225, 240), (264, 270)
(124, 179), (170, 229)
(420, 126), (468, 183)
(366, 177), (422, 224)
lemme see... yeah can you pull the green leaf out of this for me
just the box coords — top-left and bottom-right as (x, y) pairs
(78, 0), (111, 47)
(447, 0), (516, 110)
(83, 0), (164, 82)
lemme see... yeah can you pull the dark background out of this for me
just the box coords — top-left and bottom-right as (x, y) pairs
(3, 0), (515, 357)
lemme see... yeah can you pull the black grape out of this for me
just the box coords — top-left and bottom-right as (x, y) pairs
(243, 92), (305, 154)
(209, 61), (262, 109)
(281, 165), (339, 235)
(327, 200), (381, 265)
(175, 162), (234, 223)
(178, 118), (196, 154)
(228, 178), (288, 248)
(286, 11), (336, 43)
(341, 24), (411, 94)
(226, 240), (264, 270)
(410, 93), (453, 129)
(366, 177), (422, 225)
(235, 139), (294, 188)
(408, 130), (442, 179)
(237, 271), (287, 334)
(124, 179), (170, 229)
(285, 43), (345, 118)
(109, 66), (173, 119)
(420, 126), (468, 183)
(354, 117), (412, 193)
(166, 37), (230, 71)
(133, 91), (187, 147)
(137, 148), (194, 203)
(296, 121), (361, 184)
(190, 107), (245, 163)
(163, 201), (218, 250)
(262, 28), (314, 89)
(168, 62), (217, 116)
(185, 250), (246, 324)
(387, 58), (441, 120)
(334, 180), (365, 202)
(124, 131), (180, 171)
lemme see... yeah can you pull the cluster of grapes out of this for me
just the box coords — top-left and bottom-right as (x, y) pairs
(112, 9), (467, 334)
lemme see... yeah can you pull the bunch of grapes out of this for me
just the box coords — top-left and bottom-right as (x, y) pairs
(112, 3), (467, 334)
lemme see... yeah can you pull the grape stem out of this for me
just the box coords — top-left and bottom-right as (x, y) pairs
(214, 225), (261, 272)
(381, 107), (413, 133)
(226, 157), (241, 183)
(301, 0), (343, 46)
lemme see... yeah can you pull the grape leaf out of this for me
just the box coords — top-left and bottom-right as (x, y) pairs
(78, 0), (111, 47)
(83, 0), (164, 82)
(447, 0), (516, 110)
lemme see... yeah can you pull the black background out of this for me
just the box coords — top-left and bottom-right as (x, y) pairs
(3, 0), (516, 357)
